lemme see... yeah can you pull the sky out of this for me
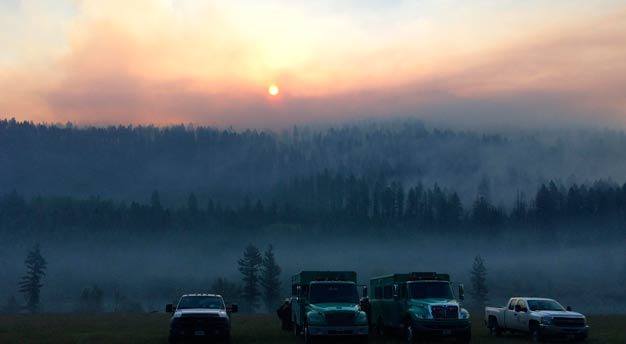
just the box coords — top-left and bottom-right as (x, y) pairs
(1, 0), (625, 128)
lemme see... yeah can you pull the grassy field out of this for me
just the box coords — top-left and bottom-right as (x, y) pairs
(0, 314), (623, 344)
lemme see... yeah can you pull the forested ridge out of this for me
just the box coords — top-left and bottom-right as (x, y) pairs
(4, 118), (626, 205)
(2, 176), (625, 236)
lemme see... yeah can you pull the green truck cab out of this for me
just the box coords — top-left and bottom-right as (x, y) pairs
(290, 271), (369, 343)
(369, 272), (471, 343)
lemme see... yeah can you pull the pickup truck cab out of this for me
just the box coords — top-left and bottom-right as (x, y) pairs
(485, 297), (588, 342)
(166, 293), (238, 343)
(290, 271), (369, 343)
(369, 272), (471, 343)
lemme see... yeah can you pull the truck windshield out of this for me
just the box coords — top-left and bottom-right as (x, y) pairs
(177, 296), (225, 310)
(408, 281), (454, 299)
(309, 283), (358, 304)
(527, 299), (565, 311)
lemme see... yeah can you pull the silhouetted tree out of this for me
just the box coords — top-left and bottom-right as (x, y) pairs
(113, 288), (144, 313)
(259, 245), (282, 312)
(469, 255), (488, 312)
(78, 285), (104, 313)
(211, 277), (242, 305)
(19, 244), (47, 313)
(238, 244), (262, 313)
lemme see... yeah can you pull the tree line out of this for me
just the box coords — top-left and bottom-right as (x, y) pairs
(2, 243), (281, 314)
(5, 118), (626, 205)
(1, 177), (626, 236)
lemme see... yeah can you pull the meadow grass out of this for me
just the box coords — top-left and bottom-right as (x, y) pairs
(0, 314), (623, 343)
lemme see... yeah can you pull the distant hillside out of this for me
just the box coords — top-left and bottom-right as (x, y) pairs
(2, 118), (626, 205)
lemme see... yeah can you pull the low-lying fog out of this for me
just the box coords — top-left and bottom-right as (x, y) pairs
(1, 230), (624, 315)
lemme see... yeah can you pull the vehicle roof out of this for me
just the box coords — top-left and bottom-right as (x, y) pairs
(310, 280), (355, 284)
(181, 293), (223, 298)
(511, 297), (557, 301)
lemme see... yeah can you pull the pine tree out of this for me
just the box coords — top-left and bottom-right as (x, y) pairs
(78, 285), (104, 313)
(259, 245), (282, 312)
(469, 255), (488, 311)
(19, 244), (47, 313)
(238, 244), (262, 313)
(211, 277), (242, 305)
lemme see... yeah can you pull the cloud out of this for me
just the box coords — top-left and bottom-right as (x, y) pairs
(0, 1), (625, 128)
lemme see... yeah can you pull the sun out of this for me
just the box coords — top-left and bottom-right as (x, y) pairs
(268, 84), (280, 96)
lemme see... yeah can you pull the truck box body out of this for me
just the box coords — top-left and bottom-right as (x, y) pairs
(369, 272), (470, 342)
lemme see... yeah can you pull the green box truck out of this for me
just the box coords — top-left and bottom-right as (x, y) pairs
(290, 271), (369, 343)
(369, 272), (471, 343)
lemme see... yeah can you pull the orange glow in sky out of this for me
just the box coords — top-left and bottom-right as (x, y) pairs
(0, 1), (625, 127)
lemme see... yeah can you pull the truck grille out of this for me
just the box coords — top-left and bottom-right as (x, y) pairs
(325, 312), (355, 326)
(553, 317), (586, 327)
(178, 314), (228, 328)
(431, 306), (458, 319)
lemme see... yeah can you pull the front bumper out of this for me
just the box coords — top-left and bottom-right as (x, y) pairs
(169, 325), (231, 339)
(540, 324), (589, 339)
(307, 325), (369, 336)
(412, 319), (471, 337)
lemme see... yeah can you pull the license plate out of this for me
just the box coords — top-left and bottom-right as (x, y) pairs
(194, 330), (205, 336)
(442, 330), (452, 336)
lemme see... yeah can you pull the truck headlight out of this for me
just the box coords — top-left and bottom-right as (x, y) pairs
(355, 311), (368, 325)
(218, 310), (228, 318)
(460, 309), (470, 319)
(541, 317), (553, 325)
(307, 312), (325, 325)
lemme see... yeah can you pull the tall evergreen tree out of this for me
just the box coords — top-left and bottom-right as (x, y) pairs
(259, 245), (282, 312)
(469, 255), (488, 312)
(19, 244), (47, 313)
(238, 244), (263, 313)
(211, 277), (242, 305)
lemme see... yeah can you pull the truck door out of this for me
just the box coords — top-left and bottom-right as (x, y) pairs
(291, 284), (305, 328)
(504, 298), (517, 329)
(393, 283), (407, 327)
(516, 299), (530, 331)
(511, 299), (526, 331)
(382, 284), (393, 327)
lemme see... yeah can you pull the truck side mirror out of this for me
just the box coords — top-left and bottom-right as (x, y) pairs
(393, 284), (399, 298)
(362, 286), (368, 298)
(566, 306), (572, 311)
(458, 284), (465, 301)
(228, 304), (239, 313)
(165, 304), (174, 313)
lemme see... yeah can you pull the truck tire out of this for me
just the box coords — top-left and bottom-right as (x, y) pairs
(488, 316), (502, 336)
(403, 319), (415, 343)
(294, 323), (302, 337)
(374, 317), (385, 337)
(303, 323), (315, 344)
(456, 328), (471, 343)
(530, 323), (543, 342)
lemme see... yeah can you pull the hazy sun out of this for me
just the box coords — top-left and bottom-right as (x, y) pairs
(268, 84), (280, 96)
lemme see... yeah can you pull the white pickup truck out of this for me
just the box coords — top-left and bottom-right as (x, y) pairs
(485, 297), (588, 342)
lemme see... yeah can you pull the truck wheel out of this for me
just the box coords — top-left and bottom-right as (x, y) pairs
(456, 329), (471, 343)
(403, 319), (415, 343)
(530, 325), (543, 342)
(294, 323), (302, 337)
(304, 324), (313, 344)
(375, 317), (385, 337)
(488, 317), (502, 336)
